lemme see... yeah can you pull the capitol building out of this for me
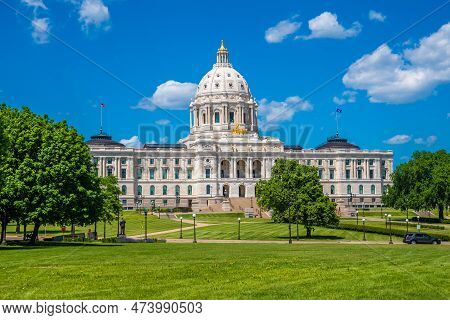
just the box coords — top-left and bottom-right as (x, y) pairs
(87, 42), (393, 213)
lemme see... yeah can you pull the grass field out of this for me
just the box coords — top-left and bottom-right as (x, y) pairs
(0, 242), (448, 300)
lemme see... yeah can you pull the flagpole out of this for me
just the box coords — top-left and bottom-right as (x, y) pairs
(100, 103), (103, 133)
(335, 109), (339, 137)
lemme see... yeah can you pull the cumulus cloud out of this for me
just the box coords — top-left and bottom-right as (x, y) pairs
(265, 18), (301, 43)
(134, 80), (197, 111)
(414, 135), (437, 146)
(79, 0), (110, 31)
(383, 134), (411, 145)
(31, 18), (50, 44)
(155, 119), (170, 125)
(333, 90), (357, 105)
(258, 96), (313, 127)
(119, 136), (142, 148)
(21, 0), (47, 10)
(297, 12), (361, 40)
(343, 23), (450, 104)
(369, 10), (386, 22)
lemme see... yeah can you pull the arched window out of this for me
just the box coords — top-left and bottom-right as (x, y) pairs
(371, 184), (375, 195)
(206, 185), (211, 195)
(137, 185), (142, 195)
(187, 185), (192, 195)
(347, 185), (352, 194)
(150, 185), (155, 195)
(162, 185), (168, 195)
(214, 111), (220, 123)
(359, 185), (364, 194)
(121, 185), (127, 195)
(175, 185), (180, 196)
(202, 112), (206, 124)
(330, 185), (335, 195)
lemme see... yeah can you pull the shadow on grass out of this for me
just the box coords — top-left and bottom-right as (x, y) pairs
(275, 235), (345, 240)
(0, 240), (121, 250)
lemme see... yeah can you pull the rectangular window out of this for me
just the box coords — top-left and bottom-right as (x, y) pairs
(369, 169), (374, 179)
(150, 158), (154, 165)
(357, 159), (362, 166)
(187, 169), (192, 179)
(318, 160), (322, 166)
(162, 168), (168, 179)
(137, 159), (142, 165)
(149, 168), (155, 180)
(187, 159), (192, 165)
(162, 159), (167, 165)
(369, 159), (374, 166)
(382, 169), (387, 180)
(215, 112), (220, 123)
(229, 112), (235, 123)
(357, 169), (362, 179)
(122, 199), (127, 206)
(136, 168), (142, 179)
(107, 158), (113, 165)
(381, 160), (385, 166)
(107, 167), (113, 176)
(307, 160), (311, 166)
(121, 158), (127, 165)
(345, 159), (350, 166)
(175, 158), (180, 165)
(175, 168), (180, 179)
(318, 169), (323, 179)
(346, 169), (350, 179)
(121, 169), (126, 179)
(329, 160), (334, 166)
(163, 199), (168, 206)
(205, 168), (211, 179)
(329, 169), (335, 180)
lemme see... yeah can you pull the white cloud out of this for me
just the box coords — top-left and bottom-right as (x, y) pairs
(343, 23), (450, 104)
(160, 136), (169, 144)
(265, 18), (301, 43)
(447, 112), (450, 118)
(369, 10), (386, 22)
(297, 12), (361, 40)
(333, 90), (357, 105)
(383, 134), (411, 145)
(21, 0), (47, 10)
(79, 0), (110, 31)
(414, 135), (437, 146)
(119, 136), (142, 148)
(155, 119), (170, 125)
(258, 96), (313, 127)
(134, 80), (197, 111)
(31, 18), (50, 44)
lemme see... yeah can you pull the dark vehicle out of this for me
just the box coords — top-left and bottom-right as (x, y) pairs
(403, 233), (441, 244)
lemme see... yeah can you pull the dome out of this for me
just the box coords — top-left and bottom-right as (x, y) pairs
(86, 131), (124, 147)
(195, 41), (251, 98)
(316, 134), (360, 150)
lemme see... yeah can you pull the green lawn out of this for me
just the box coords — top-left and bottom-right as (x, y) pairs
(0, 242), (448, 299)
(6, 211), (191, 238)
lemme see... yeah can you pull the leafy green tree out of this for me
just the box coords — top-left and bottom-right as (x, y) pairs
(0, 115), (8, 244)
(99, 175), (122, 238)
(256, 159), (338, 238)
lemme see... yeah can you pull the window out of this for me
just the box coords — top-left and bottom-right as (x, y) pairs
(369, 169), (374, 179)
(243, 112), (247, 124)
(136, 168), (142, 179)
(175, 158), (180, 165)
(121, 158), (127, 165)
(307, 160), (311, 166)
(175, 185), (180, 196)
(206, 185), (211, 195)
(162, 159), (167, 165)
(121, 169), (126, 179)
(371, 185), (375, 195)
(382, 169), (387, 180)
(330, 185), (335, 195)
(229, 112), (235, 123)
(122, 199), (127, 206)
(188, 185), (192, 195)
(357, 159), (362, 166)
(215, 112), (220, 123)
(345, 159), (350, 166)
(107, 158), (113, 164)
(150, 185), (155, 195)
(150, 158), (154, 165)
(369, 159), (374, 166)
(347, 185), (352, 194)
(381, 160), (386, 166)
(187, 169), (192, 179)
(359, 185), (363, 194)
(357, 169), (362, 179)
(318, 160), (322, 166)
(149, 168), (155, 180)
(162, 168), (168, 180)
(137, 185), (142, 196)
(107, 167), (113, 176)
(163, 199), (168, 206)
(175, 168), (180, 179)
(329, 169), (335, 180)
(202, 113), (206, 124)
(137, 159), (142, 165)
(187, 159), (192, 165)
(162, 185), (168, 195)
(345, 169), (350, 179)
(318, 169), (323, 179)
(329, 160), (334, 166)
(205, 168), (211, 178)
(121, 185), (127, 195)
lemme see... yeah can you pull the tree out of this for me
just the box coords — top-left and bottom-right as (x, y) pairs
(0, 115), (8, 244)
(256, 159), (338, 238)
(99, 175), (122, 239)
(385, 151), (449, 221)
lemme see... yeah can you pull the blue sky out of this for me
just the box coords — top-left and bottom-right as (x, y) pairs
(0, 0), (449, 165)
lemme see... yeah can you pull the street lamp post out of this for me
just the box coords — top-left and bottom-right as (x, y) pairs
(238, 217), (241, 240)
(144, 208), (148, 242)
(388, 214), (393, 244)
(180, 217), (183, 239)
(362, 218), (366, 241)
(193, 213), (197, 243)
(288, 206), (292, 244)
(405, 218), (409, 233)
(384, 213), (388, 229)
(356, 210), (359, 226)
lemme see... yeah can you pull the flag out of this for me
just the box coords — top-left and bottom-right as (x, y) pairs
(336, 108), (342, 113)
(100, 103), (106, 108)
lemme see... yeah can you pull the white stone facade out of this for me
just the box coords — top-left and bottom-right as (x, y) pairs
(88, 42), (393, 211)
